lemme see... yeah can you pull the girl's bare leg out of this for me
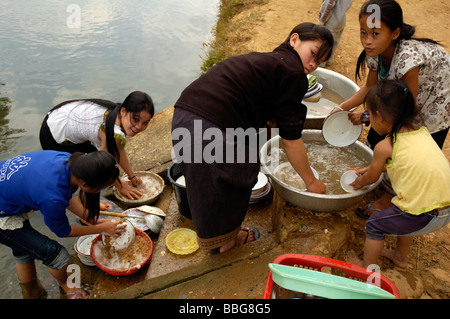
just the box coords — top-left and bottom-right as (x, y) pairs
(363, 238), (385, 268)
(48, 264), (88, 299)
(16, 261), (37, 283)
(16, 261), (47, 299)
(381, 236), (413, 268)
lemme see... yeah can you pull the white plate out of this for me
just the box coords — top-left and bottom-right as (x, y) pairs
(340, 170), (358, 193)
(249, 183), (272, 203)
(251, 182), (271, 199)
(135, 205), (166, 217)
(252, 172), (268, 194)
(322, 110), (362, 147)
(102, 219), (135, 251)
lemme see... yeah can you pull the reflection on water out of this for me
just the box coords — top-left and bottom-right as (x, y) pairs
(0, 0), (219, 298)
(0, 0), (219, 160)
(0, 86), (25, 157)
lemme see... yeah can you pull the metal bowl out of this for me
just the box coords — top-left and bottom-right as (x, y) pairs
(304, 67), (360, 129)
(114, 171), (164, 207)
(74, 235), (98, 266)
(260, 130), (382, 212)
(144, 214), (164, 234)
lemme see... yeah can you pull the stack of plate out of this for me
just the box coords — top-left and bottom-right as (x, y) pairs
(304, 75), (323, 99)
(250, 172), (271, 204)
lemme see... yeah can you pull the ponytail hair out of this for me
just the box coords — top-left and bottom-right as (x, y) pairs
(104, 91), (154, 162)
(69, 151), (120, 223)
(355, 0), (441, 81)
(48, 98), (118, 114)
(364, 79), (416, 145)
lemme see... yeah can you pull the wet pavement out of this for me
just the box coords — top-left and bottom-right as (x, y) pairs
(71, 105), (442, 300)
(86, 178), (279, 299)
(74, 105), (370, 299)
(75, 106), (294, 299)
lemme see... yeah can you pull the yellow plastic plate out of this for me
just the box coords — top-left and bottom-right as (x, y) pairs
(165, 228), (199, 255)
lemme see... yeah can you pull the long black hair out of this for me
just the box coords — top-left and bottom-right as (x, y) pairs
(284, 22), (334, 64)
(69, 151), (120, 223)
(48, 98), (118, 113)
(364, 79), (417, 145)
(355, 0), (441, 81)
(104, 91), (154, 162)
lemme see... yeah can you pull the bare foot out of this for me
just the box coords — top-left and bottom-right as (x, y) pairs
(381, 248), (408, 268)
(67, 288), (89, 299)
(345, 249), (364, 267)
(357, 193), (394, 216)
(372, 192), (394, 210)
(219, 227), (258, 253)
(219, 238), (237, 253)
(60, 284), (89, 299)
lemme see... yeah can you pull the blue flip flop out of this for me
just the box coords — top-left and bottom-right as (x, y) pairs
(243, 227), (260, 244)
(209, 227), (260, 253)
(355, 202), (381, 219)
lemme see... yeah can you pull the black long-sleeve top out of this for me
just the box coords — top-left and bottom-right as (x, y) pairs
(175, 41), (308, 140)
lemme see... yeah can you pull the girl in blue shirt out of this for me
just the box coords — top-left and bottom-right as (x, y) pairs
(0, 150), (123, 299)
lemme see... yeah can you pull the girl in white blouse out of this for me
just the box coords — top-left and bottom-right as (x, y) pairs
(40, 91), (154, 200)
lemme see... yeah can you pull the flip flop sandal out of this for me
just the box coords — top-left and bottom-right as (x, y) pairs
(59, 286), (89, 299)
(209, 227), (261, 253)
(243, 227), (260, 244)
(355, 202), (381, 219)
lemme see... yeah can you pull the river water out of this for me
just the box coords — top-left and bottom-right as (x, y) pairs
(0, 0), (219, 161)
(0, 0), (219, 298)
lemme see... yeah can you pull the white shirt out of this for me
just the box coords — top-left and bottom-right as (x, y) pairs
(47, 101), (125, 148)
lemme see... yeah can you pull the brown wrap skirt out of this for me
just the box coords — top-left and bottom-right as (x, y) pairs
(171, 107), (260, 250)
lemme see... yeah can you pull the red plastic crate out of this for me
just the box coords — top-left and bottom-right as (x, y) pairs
(263, 254), (400, 299)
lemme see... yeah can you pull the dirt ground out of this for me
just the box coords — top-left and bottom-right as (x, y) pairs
(220, 0), (449, 298)
(78, 0), (449, 300)
(229, 0), (450, 160)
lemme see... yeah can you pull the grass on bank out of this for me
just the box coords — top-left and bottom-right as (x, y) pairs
(201, 0), (268, 73)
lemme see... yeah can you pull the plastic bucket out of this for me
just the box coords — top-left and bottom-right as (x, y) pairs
(168, 162), (192, 219)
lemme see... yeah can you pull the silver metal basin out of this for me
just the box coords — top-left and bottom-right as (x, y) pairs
(304, 67), (360, 129)
(260, 130), (382, 212)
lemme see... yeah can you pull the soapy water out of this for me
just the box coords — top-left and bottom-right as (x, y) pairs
(304, 88), (345, 118)
(270, 140), (367, 195)
(116, 174), (163, 201)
